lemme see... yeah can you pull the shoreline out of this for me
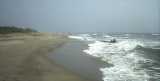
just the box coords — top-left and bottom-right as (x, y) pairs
(50, 39), (107, 81)
(0, 33), (89, 81)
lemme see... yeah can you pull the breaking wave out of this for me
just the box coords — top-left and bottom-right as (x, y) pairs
(69, 34), (160, 81)
(68, 34), (96, 41)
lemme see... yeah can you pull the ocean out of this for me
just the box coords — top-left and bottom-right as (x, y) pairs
(69, 33), (160, 81)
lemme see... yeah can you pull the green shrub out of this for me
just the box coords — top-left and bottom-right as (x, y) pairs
(0, 26), (37, 34)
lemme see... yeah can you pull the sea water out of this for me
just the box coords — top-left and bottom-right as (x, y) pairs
(69, 33), (160, 81)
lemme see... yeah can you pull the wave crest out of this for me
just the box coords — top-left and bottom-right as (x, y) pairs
(83, 40), (152, 81)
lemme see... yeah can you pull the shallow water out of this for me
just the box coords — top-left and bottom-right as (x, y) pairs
(69, 33), (160, 81)
(49, 40), (107, 81)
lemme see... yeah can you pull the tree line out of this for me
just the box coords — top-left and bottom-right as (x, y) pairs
(0, 26), (37, 34)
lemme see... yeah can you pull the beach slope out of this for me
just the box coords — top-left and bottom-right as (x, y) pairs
(0, 33), (89, 81)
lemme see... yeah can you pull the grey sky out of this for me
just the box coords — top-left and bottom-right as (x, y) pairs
(0, 0), (159, 33)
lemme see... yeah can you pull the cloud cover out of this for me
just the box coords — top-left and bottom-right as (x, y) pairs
(0, 0), (159, 33)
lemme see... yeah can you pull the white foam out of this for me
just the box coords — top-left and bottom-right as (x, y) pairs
(68, 35), (85, 40)
(83, 40), (144, 56)
(68, 34), (96, 41)
(92, 33), (97, 36)
(83, 41), (108, 57)
(83, 39), (152, 81)
(70, 34), (160, 81)
(115, 40), (144, 51)
(103, 35), (112, 38)
(100, 52), (151, 81)
(152, 34), (160, 36)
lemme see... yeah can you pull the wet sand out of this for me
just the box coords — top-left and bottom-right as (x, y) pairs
(0, 33), (90, 81)
(50, 39), (108, 81)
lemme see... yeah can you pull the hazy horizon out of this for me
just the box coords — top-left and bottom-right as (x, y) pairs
(0, 0), (160, 33)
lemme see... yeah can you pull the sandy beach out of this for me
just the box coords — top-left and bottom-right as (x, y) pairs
(0, 33), (89, 81)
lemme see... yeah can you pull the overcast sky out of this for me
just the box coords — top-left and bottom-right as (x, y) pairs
(0, 0), (159, 33)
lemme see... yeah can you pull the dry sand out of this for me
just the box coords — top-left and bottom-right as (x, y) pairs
(0, 33), (89, 81)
